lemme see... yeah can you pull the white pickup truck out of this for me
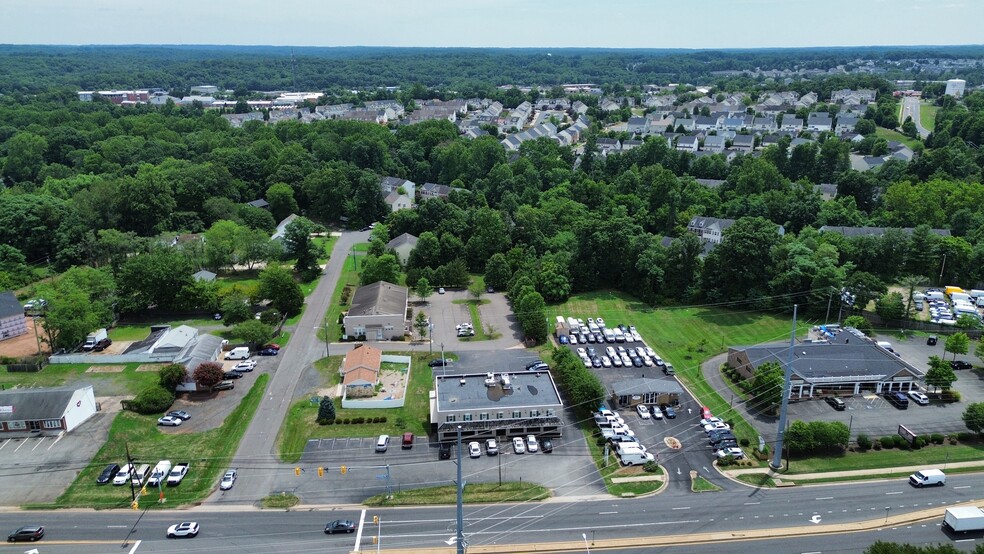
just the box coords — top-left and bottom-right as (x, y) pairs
(166, 462), (189, 486)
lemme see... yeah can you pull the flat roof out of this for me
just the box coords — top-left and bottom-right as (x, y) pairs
(435, 371), (563, 412)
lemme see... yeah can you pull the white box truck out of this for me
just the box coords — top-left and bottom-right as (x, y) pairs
(224, 347), (250, 360)
(83, 328), (108, 351)
(943, 506), (984, 533)
(908, 468), (945, 487)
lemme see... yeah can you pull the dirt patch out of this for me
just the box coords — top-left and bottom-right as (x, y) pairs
(95, 396), (129, 412)
(376, 369), (406, 400)
(0, 317), (48, 358)
(136, 363), (167, 372)
(86, 365), (126, 373)
(664, 437), (682, 449)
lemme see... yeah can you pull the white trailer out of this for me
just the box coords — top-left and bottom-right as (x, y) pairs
(943, 506), (984, 533)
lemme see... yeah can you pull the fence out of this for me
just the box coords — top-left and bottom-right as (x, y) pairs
(48, 353), (176, 365)
(340, 354), (412, 409)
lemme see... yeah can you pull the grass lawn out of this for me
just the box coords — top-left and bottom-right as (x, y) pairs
(314, 235), (337, 263)
(262, 493), (300, 509)
(875, 127), (922, 150)
(364, 482), (550, 506)
(554, 291), (807, 447)
(784, 442), (984, 474)
(41, 374), (269, 509)
(920, 101), (938, 132)
(0, 363), (159, 396)
(324, 254), (362, 342)
(277, 353), (437, 463)
(692, 475), (721, 492)
(108, 326), (152, 341)
(735, 473), (776, 487)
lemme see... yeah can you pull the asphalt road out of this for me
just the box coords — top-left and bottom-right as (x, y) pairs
(4, 473), (980, 552)
(902, 96), (930, 139)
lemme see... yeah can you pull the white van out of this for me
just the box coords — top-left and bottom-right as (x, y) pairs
(131, 463), (151, 486)
(147, 460), (172, 487)
(926, 291), (946, 301)
(909, 468), (945, 487)
(618, 448), (655, 466)
(224, 347), (251, 360)
(375, 435), (389, 452)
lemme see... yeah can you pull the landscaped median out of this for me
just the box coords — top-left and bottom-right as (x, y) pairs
(364, 482), (550, 506)
(34, 374), (269, 509)
(583, 428), (665, 497)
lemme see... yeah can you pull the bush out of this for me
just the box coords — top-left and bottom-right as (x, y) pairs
(957, 432), (974, 441)
(931, 433), (945, 444)
(941, 390), (961, 403)
(892, 435), (908, 449)
(739, 438), (750, 447)
(880, 436), (895, 449)
(379, 416), (387, 423)
(873, 442), (882, 450)
(128, 385), (175, 414)
(857, 434), (872, 450)
(643, 461), (660, 473)
(913, 437), (926, 449)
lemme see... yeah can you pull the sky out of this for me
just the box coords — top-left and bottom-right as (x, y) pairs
(4, 0), (982, 49)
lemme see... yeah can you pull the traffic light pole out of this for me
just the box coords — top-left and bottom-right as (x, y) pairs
(456, 425), (465, 554)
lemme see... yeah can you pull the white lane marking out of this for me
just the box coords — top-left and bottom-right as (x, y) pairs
(599, 511), (618, 515)
(744, 502), (760, 505)
(953, 486), (970, 489)
(886, 491), (903, 495)
(127, 540), (142, 554)
(107, 525), (129, 528)
(672, 507), (691, 510)
(815, 497), (833, 500)
(354, 508), (366, 552)
(31, 438), (46, 451)
(955, 539), (976, 543)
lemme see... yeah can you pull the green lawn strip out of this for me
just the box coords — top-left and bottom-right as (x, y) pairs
(451, 299), (491, 341)
(314, 235), (337, 263)
(692, 475), (721, 492)
(784, 442), (984, 474)
(299, 274), (322, 298)
(272, 331), (291, 347)
(920, 101), (938, 132)
(789, 464), (984, 485)
(734, 473), (777, 487)
(261, 493), (301, 509)
(0, 363), (158, 395)
(875, 127), (921, 150)
(364, 482), (550, 506)
(277, 355), (433, 463)
(555, 292), (804, 451)
(42, 374), (269, 509)
(108, 326), (152, 341)
(325, 255), (361, 342)
(582, 427), (662, 496)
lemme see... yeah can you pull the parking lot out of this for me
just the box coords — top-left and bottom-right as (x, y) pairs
(418, 289), (522, 349)
(294, 429), (604, 503)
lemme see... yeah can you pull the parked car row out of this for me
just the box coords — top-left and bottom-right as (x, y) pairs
(561, 316), (643, 346)
(699, 407), (743, 459)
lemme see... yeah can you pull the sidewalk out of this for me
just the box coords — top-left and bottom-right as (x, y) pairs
(723, 459), (984, 482)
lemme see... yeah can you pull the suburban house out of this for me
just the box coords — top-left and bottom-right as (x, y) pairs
(386, 233), (419, 265)
(687, 216), (735, 245)
(385, 190), (413, 212)
(751, 116), (777, 133)
(727, 328), (923, 399)
(674, 118), (696, 132)
(343, 281), (409, 341)
(731, 134), (755, 151)
(831, 89), (877, 104)
(0, 386), (97, 434)
(245, 199), (270, 210)
(806, 112), (834, 132)
(780, 117), (804, 132)
(703, 135), (726, 153)
(271, 214), (298, 241)
(835, 115), (860, 134)
(430, 371), (564, 442)
(380, 177), (415, 212)
(626, 116), (648, 135)
(815, 183), (839, 201)
(420, 182), (453, 201)
(0, 291), (28, 342)
(676, 135), (700, 153)
(596, 137), (621, 155)
(340, 344), (381, 398)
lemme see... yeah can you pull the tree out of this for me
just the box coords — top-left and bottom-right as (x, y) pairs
(963, 402), (984, 436)
(231, 320), (273, 348)
(281, 216), (320, 278)
(158, 364), (189, 392)
(116, 249), (194, 312)
(193, 362), (225, 389)
(484, 253), (512, 291)
(945, 332), (970, 361)
(37, 283), (102, 350)
(3, 131), (48, 183)
(785, 420), (816, 454)
(220, 291), (252, 325)
(259, 265), (304, 316)
(414, 311), (430, 340)
(359, 253), (401, 286)
(317, 396), (336, 423)
(750, 361), (785, 410)
(925, 356), (957, 392)
(415, 277), (433, 302)
(843, 315), (874, 336)
(875, 291), (906, 321)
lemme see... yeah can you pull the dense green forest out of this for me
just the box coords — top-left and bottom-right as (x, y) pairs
(1, 45), (983, 94)
(3, 69), (984, 349)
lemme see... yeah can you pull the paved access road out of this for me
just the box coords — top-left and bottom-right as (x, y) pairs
(4, 473), (980, 552)
(902, 96), (930, 139)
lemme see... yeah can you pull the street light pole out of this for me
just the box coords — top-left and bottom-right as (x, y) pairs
(582, 532), (591, 553)
(323, 317), (330, 359)
(456, 426), (465, 554)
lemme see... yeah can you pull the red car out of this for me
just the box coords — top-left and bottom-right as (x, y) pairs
(263, 343), (281, 351)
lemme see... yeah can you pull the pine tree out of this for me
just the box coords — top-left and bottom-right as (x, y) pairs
(317, 396), (336, 423)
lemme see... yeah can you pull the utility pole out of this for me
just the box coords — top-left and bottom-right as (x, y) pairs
(771, 304), (797, 471)
(125, 442), (137, 505)
(455, 425), (465, 554)
(323, 316), (330, 359)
